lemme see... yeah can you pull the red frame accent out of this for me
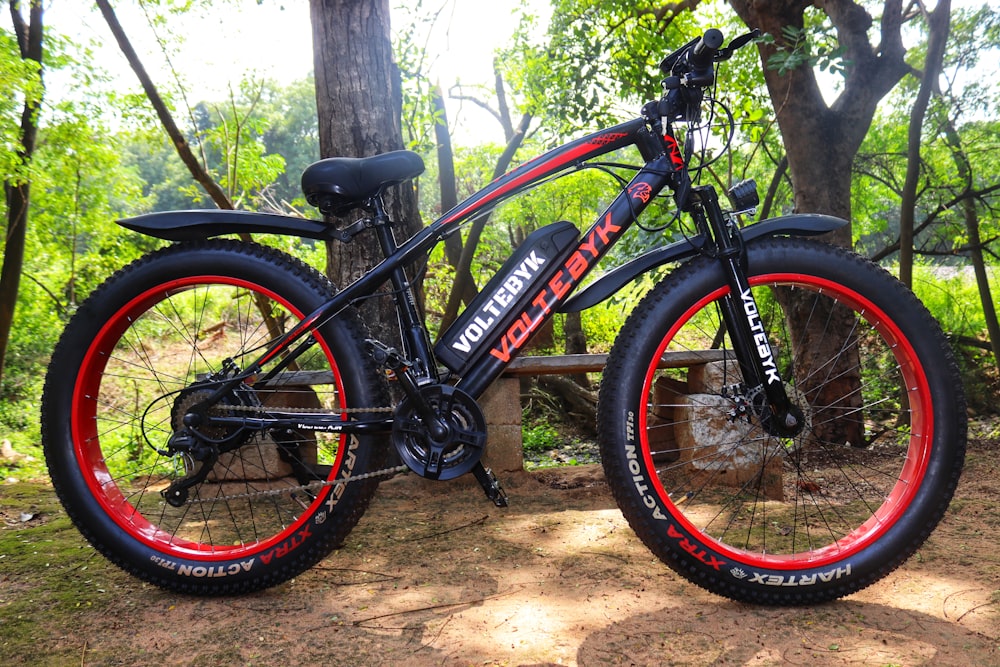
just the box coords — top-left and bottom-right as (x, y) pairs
(437, 126), (636, 229)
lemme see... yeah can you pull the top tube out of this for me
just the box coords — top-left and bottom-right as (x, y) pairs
(432, 117), (649, 232)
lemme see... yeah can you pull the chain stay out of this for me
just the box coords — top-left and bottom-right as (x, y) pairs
(226, 404), (395, 414)
(183, 401), (402, 505)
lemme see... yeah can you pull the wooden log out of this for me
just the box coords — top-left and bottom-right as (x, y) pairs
(503, 350), (732, 376)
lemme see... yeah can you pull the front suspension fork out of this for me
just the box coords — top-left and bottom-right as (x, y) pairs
(694, 186), (803, 435)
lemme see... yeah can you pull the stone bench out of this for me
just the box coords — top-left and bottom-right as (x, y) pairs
(484, 350), (784, 500)
(481, 351), (734, 473)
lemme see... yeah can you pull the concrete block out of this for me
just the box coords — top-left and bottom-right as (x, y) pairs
(481, 377), (523, 472)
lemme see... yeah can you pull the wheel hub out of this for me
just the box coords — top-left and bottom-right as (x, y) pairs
(729, 383), (812, 447)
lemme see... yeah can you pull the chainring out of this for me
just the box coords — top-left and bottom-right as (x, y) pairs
(391, 384), (487, 480)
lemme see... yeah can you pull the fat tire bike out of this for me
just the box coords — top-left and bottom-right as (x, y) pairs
(41, 29), (965, 603)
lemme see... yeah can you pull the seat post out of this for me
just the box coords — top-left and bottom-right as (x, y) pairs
(369, 194), (398, 257)
(368, 193), (438, 382)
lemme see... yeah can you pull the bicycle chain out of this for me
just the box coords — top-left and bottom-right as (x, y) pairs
(226, 403), (396, 414)
(187, 464), (411, 505)
(185, 402), (406, 505)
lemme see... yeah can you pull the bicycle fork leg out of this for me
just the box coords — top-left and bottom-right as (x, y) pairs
(696, 187), (804, 436)
(717, 258), (804, 436)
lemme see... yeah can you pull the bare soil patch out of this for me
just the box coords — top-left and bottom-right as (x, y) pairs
(1, 425), (998, 666)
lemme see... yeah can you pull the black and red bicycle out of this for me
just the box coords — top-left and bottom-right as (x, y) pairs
(41, 29), (965, 604)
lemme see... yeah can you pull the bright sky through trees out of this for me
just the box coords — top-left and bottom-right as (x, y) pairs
(47, 1), (538, 143)
(44, 1), (989, 142)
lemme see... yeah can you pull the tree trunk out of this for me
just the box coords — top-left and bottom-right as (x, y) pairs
(438, 112), (531, 333)
(431, 84), (479, 312)
(563, 311), (590, 389)
(729, 1), (909, 237)
(0, 0), (43, 388)
(96, 0), (233, 210)
(759, 155), (788, 220)
(935, 92), (1000, 376)
(727, 0), (911, 446)
(309, 0), (423, 347)
(97, 0), (294, 347)
(898, 0), (951, 288)
(433, 85), (460, 265)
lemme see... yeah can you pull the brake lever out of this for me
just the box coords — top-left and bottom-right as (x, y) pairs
(659, 36), (700, 73)
(715, 28), (762, 62)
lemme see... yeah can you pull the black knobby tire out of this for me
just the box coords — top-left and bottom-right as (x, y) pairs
(598, 238), (966, 604)
(41, 240), (390, 595)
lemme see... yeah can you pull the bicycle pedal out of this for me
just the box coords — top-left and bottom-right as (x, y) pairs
(473, 463), (508, 508)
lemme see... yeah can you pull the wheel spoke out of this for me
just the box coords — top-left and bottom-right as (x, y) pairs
(43, 242), (391, 593)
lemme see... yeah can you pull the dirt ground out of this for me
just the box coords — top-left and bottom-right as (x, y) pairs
(1, 424), (998, 666)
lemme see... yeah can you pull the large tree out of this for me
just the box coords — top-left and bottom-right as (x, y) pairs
(517, 0), (937, 445)
(309, 0), (423, 346)
(729, 0), (912, 245)
(0, 0), (43, 388)
(522, 0), (927, 239)
(728, 1), (927, 444)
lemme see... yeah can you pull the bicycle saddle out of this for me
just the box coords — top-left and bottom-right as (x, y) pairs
(301, 150), (425, 216)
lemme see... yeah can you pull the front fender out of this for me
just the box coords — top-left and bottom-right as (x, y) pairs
(560, 213), (847, 312)
(118, 209), (338, 242)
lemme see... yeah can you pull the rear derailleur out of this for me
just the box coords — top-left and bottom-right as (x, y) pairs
(161, 430), (218, 507)
(159, 378), (253, 507)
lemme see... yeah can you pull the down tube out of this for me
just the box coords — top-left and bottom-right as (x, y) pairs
(456, 154), (676, 398)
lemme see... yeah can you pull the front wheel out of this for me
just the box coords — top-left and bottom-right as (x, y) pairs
(599, 238), (966, 604)
(41, 240), (390, 594)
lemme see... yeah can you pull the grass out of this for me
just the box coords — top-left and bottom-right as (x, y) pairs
(0, 483), (125, 665)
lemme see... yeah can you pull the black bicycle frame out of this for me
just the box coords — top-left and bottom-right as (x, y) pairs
(204, 114), (793, 435)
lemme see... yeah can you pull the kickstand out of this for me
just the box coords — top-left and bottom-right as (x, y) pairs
(472, 462), (508, 507)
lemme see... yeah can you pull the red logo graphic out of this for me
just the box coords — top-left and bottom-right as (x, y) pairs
(628, 182), (653, 203)
(588, 132), (629, 148)
(664, 135), (685, 170)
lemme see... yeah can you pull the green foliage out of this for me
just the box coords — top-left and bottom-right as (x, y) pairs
(578, 298), (629, 353)
(911, 266), (995, 343)
(258, 76), (319, 210)
(0, 28), (42, 183)
(171, 79), (288, 210)
(759, 13), (846, 77)
(504, 0), (706, 136)
(522, 420), (560, 454)
(1, 0), (998, 476)
(911, 264), (1000, 414)
(393, 0), (442, 153)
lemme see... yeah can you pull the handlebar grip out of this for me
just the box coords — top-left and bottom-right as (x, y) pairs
(687, 29), (724, 70)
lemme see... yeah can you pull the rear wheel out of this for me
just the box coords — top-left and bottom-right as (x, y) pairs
(41, 240), (389, 594)
(599, 238), (966, 604)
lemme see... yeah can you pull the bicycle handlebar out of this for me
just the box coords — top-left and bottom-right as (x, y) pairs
(687, 29), (725, 71)
(649, 28), (760, 125)
(658, 28), (760, 86)
(658, 28), (724, 91)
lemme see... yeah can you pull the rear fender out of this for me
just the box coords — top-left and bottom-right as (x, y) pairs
(118, 210), (338, 242)
(560, 213), (847, 312)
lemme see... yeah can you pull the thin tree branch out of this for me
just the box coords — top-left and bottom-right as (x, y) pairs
(94, 0), (234, 210)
